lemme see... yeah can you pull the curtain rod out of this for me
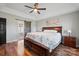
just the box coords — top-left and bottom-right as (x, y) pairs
(16, 19), (31, 22)
(16, 19), (25, 21)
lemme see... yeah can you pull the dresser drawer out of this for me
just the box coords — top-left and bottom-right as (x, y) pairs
(69, 43), (76, 48)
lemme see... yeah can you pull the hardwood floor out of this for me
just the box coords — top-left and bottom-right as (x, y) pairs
(0, 40), (79, 56)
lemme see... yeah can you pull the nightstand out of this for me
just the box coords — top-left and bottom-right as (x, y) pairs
(63, 36), (76, 48)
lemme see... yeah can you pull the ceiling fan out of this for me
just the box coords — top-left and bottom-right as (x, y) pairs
(24, 3), (46, 14)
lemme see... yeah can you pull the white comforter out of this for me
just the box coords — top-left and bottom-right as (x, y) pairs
(26, 32), (61, 52)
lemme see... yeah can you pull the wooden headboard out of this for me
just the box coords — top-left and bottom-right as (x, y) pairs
(42, 26), (62, 34)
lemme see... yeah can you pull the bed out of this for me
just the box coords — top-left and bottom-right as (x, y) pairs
(24, 26), (62, 56)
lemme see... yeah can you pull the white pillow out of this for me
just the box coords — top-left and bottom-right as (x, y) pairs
(43, 30), (57, 33)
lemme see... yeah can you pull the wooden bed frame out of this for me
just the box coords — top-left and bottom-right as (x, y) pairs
(24, 26), (62, 56)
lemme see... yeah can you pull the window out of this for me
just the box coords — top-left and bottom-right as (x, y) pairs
(17, 20), (24, 34)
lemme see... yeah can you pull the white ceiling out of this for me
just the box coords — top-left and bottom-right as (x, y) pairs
(0, 3), (79, 21)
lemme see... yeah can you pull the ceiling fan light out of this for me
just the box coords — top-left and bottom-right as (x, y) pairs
(34, 9), (37, 12)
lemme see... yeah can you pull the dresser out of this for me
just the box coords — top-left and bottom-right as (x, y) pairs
(63, 36), (76, 48)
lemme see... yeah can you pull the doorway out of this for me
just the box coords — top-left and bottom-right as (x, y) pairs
(0, 18), (6, 44)
(24, 21), (31, 37)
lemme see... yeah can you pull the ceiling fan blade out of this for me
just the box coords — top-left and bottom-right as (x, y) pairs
(25, 5), (33, 9)
(29, 10), (34, 13)
(38, 8), (46, 10)
(37, 11), (40, 14)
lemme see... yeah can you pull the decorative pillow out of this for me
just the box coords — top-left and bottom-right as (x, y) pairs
(43, 30), (57, 33)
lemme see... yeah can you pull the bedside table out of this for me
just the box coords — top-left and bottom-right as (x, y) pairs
(63, 36), (76, 48)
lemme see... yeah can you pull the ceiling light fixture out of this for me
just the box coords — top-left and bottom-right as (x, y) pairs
(34, 9), (37, 12)
(25, 3), (46, 14)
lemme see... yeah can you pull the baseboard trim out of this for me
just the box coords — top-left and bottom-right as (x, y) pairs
(6, 39), (18, 43)
(76, 45), (79, 48)
(6, 37), (24, 43)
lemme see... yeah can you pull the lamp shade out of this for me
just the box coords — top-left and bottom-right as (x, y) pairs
(67, 30), (72, 33)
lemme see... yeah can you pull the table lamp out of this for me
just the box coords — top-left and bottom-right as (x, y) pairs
(67, 30), (72, 37)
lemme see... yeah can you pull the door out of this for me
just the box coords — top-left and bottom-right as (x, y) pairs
(24, 21), (31, 33)
(0, 18), (6, 44)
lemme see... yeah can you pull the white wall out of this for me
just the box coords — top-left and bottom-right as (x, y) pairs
(36, 11), (79, 47)
(31, 21), (37, 32)
(0, 11), (25, 43)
